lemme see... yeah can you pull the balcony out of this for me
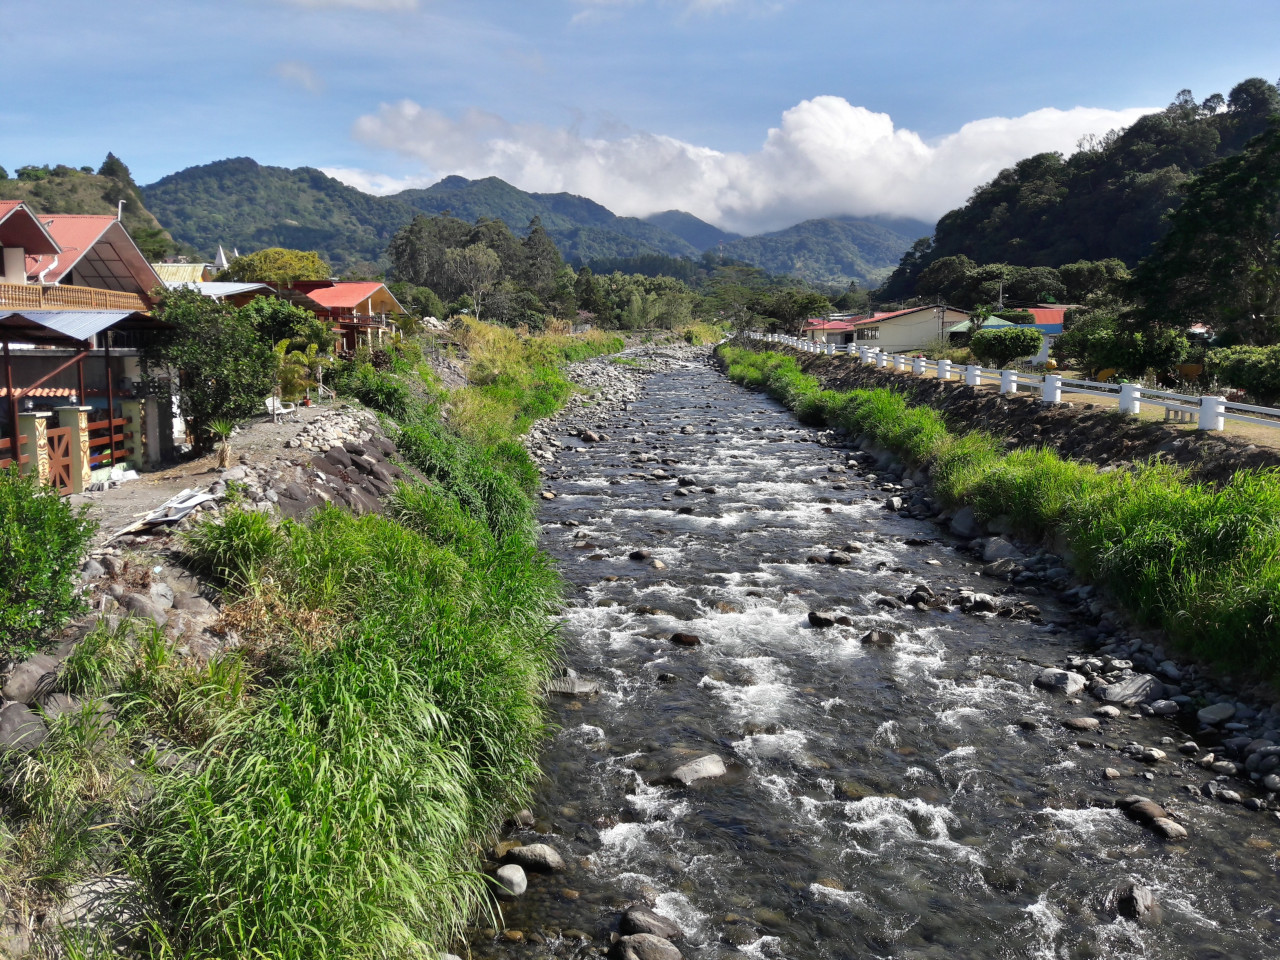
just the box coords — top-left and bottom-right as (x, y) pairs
(0, 281), (149, 313)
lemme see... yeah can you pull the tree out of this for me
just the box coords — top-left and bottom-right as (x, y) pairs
(129, 225), (170, 261)
(97, 152), (131, 180)
(0, 165), (7, 180)
(239, 296), (322, 347)
(1133, 122), (1280, 344)
(573, 266), (607, 319)
(760, 289), (832, 335)
(1052, 310), (1188, 378)
(386, 214), (472, 295)
(220, 248), (331, 283)
(141, 288), (277, 452)
(445, 244), (501, 323)
(519, 217), (563, 299)
(970, 326), (1043, 368)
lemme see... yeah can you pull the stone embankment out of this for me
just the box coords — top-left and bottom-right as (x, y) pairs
(0, 405), (409, 759)
(790, 349), (1280, 482)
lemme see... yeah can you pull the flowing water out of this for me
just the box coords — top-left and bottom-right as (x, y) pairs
(477, 355), (1280, 959)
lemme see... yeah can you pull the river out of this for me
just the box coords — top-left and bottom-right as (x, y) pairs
(469, 351), (1280, 960)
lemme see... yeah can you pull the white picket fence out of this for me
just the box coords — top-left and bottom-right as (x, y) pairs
(748, 332), (1280, 434)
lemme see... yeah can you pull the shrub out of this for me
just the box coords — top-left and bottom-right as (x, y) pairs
(0, 468), (96, 660)
(970, 326), (1044, 367)
(1205, 344), (1280, 404)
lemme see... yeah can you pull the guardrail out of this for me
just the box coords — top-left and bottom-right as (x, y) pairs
(747, 332), (1280, 434)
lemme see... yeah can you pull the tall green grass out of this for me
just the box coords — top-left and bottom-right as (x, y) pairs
(718, 342), (1280, 679)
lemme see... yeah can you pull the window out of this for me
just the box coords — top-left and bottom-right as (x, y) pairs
(855, 327), (880, 341)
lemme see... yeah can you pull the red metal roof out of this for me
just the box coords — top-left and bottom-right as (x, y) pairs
(805, 306), (968, 331)
(301, 282), (390, 310)
(0, 202), (61, 258)
(24, 216), (116, 282)
(1026, 308), (1068, 325)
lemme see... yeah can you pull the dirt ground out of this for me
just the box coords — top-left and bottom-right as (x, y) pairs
(72, 402), (346, 546)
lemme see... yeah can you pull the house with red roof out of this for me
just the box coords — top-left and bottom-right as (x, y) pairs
(803, 304), (970, 352)
(277, 280), (407, 352)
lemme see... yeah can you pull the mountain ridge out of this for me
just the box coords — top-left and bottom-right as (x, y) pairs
(140, 157), (927, 286)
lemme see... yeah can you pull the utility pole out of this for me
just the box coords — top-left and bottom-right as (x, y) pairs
(997, 280), (1004, 311)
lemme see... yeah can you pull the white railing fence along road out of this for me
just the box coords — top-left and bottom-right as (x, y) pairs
(748, 332), (1279, 434)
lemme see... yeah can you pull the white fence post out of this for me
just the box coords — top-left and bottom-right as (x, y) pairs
(826, 342), (835, 355)
(938, 358), (951, 380)
(1000, 369), (1015, 394)
(1042, 373), (1062, 403)
(912, 356), (925, 375)
(965, 364), (980, 387)
(891, 354), (903, 371)
(1198, 395), (1225, 431)
(1118, 383), (1141, 416)
(875, 350), (887, 368)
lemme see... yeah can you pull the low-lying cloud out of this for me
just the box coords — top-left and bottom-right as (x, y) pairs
(338, 96), (1153, 233)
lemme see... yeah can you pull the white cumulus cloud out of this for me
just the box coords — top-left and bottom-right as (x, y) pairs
(342, 96), (1155, 233)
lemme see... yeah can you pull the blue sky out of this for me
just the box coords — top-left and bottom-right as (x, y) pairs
(6, 0), (1279, 232)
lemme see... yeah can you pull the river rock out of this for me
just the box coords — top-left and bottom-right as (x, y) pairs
(620, 907), (683, 941)
(120, 593), (168, 628)
(1151, 817), (1188, 840)
(548, 677), (601, 697)
(1106, 880), (1159, 923)
(1094, 706), (1122, 718)
(504, 843), (566, 872)
(1063, 717), (1100, 731)
(807, 611), (836, 629)
(981, 537), (1021, 562)
(1034, 668), (1086, 697)
(826, 551), (853, 565)
(669, 632), (701, 646)
(1150, 700), (1180, 716)
(860, 630), (896, 646)
(612, 934), (683, 960)
(670, 754), (726, 785)
(1197, 702), (1237, 725)
(494, 864), (527, 897)
(1095, 674), (1158, 706)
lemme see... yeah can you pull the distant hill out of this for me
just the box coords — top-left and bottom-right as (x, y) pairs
(0, 159), (173, 258)
(141, 157), (926, 285)
(642, 210), (740, 251)
(142, 160), (701, 273)
(718, 216), (931, 287)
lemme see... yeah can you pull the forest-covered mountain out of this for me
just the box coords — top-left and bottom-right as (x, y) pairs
(140, 158), (922, 284)
(719, 215), (933, 287)
(879, 77), (1280, 299)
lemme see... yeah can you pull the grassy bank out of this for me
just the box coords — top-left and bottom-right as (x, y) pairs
(719, 342), (1280, 681)
(2, 324), (616, 957)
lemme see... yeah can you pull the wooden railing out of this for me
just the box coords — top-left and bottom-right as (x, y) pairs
(0, 434), (29, 470)
(87, 415), (132, 469)
(0, 282), (148, 312)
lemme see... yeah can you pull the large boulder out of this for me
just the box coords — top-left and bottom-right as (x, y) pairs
(620, 908), (682, 941)
(611, 934), (683, 960)
(949, 507), (982, 538)
(1197, 701), (1237, 725)
(2, 653), (60, 704)
(0, 702), (49, 752)
(1106, 881), (1159, 923)
(981, 537), (1021, 563)
(120, 593), (168, 628)
(1095, 675), (1159, 706)
(1034, 668), (1086, 697)
(493, 864), (527, 897)
(503, 843), (566, 872)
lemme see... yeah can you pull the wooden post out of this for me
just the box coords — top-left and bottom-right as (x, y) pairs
(54, 405), (92, 493)
(77, 356), (85, 408)
(120, 399), (144, 468)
